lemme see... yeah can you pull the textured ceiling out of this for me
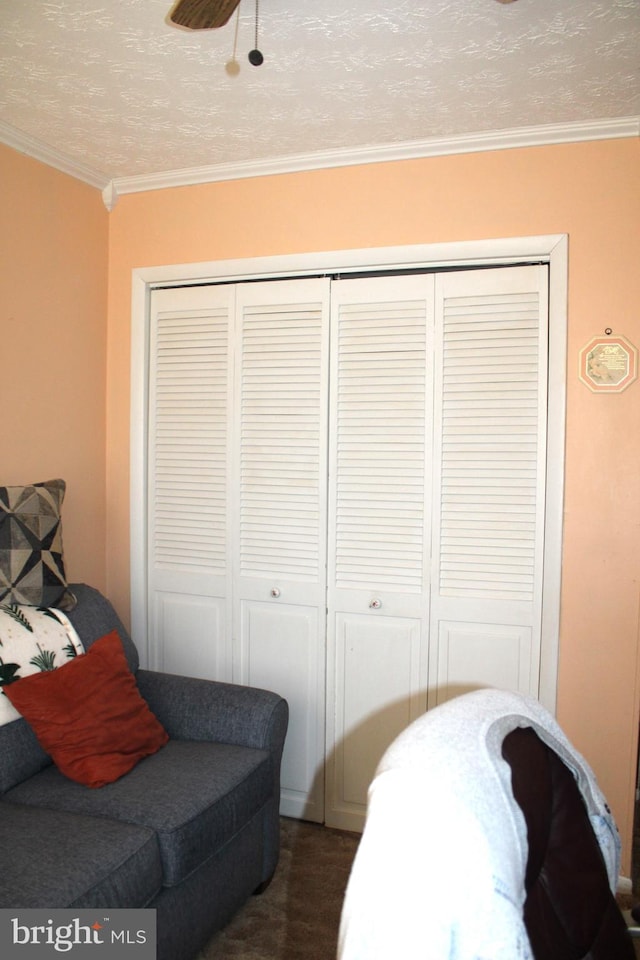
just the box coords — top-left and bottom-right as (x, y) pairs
(0, 0), (638, 191)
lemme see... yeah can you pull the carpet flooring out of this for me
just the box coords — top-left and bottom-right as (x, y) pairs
(198, 818), (360, 960)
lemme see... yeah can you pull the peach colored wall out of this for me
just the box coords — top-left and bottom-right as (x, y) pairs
(107, 138), (640, 869)
(1, 144), (109, 591)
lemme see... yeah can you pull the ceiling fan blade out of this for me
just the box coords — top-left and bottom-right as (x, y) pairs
(169, 0), (242, 30)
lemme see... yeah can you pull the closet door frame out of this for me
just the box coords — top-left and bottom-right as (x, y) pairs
(130, 234), (567, 713)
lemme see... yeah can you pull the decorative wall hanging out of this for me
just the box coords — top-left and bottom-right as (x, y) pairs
(579, 332), (638, 393)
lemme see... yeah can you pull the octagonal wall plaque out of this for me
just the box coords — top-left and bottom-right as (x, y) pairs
(579, 335), (638, 393)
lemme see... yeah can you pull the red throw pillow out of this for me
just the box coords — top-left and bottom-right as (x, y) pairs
(4, 629), (168, 788)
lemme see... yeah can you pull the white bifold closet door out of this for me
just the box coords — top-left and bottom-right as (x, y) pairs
(325, 275), (434, 831)
(324, 265), (548, 830)
(231, 280), (330, 822)
(428, 267), (549, 707)
(146, 264), (549, 831)
(147, 284), (234, 683)
(148, 278), (330, 822)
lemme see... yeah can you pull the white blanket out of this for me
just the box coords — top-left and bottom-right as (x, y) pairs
(338, 688), (620, 960)
(0, 604), (84, 726)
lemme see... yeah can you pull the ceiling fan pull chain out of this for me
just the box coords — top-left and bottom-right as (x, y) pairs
(225, 2), (242, 76)
(248, 0), (264, 65)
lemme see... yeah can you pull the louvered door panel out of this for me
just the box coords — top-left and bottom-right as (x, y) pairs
(429, 266), (549, 706)
(239, 303), (325, 581)
(234, 279), (330, 822)
(148, 285), (233, 681)
(439, 291), (540, 600)
(333, 300), (428, 591)
(153, 312), (228, 570)
(326, 275), (433, 831)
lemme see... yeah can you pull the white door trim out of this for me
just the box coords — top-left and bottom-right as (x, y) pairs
(130, 234), (567, 710)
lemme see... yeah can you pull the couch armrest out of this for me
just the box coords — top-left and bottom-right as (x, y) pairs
(135, 669), (288, 756)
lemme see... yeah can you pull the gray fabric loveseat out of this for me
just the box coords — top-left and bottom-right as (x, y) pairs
(0, 583), (289, 960)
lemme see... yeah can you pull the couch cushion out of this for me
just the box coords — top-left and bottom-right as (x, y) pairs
(0, 800), (162, 908)
(4, 630), (168, 788)
(6, 739), (273, 886)
(0, 479), (75, 610)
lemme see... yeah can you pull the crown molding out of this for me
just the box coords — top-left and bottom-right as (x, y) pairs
(0, 120), (110, 191)
(103, 115), (640, 209)
(108, 116), (640, 201)
(1, 115), (637, 211)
